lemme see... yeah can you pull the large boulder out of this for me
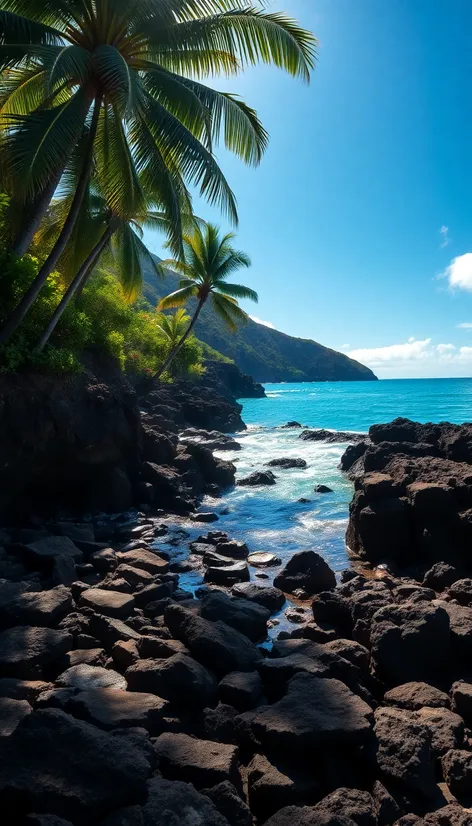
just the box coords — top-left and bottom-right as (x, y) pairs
(237, 471), (277, 487)
(69, 687), (168, 734)
(267, 458), (307, 469)
(56, 664), (126, 691)
(200, 591), (270, 642)
(247, 752), (319, 819)
(236, 673), (373, 751)
(312, 789), (375, 826)
(0, 696), (32, 736)
(274, 551), (336, 596)
(115, 549), (169, 576)
(416, 707), (464, 757)
(232, 582), (286, 613)
(263, 807), (357, 826)
(88, 614), (141, 648)
(24, 536), (83, 566)
(0, 586), (72, 629)
(153, 732), (240, 789)
(384, 682), (449, 711)
(204, 561), (250, 586)
(126, 653), (217, 709)
(164, 604), (262, 676)
(79, 589), (135, 619)
(374, 707), (436, 796)
(370, 602), (450, 685)
(202, 780), (252, 826)
(442, 749), (472, 797)
(0, 708), (150, 822)
(184, 443), (236, 489)
(100, 776), (231, 826)
(218, 671), (264, 711)
(0, 626), (72, 678)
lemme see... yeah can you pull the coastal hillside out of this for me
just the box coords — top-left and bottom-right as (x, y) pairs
(143, 262), (378, 383)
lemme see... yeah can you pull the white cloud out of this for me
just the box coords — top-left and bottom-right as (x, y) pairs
(340, 343), (350, 350)
(249, 315), (275, 329)
(440, 225), (450, 248)
(457, 322), (472, 329)
(346, 337), (472, 378)
(436, 343), (455, 354)
(444, 252), (472, 291)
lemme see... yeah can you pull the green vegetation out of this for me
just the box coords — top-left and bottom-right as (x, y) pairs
(0, 1), (315, 378)
(144, 263), (379, 383)
(155, 222), (258, 377)
(0, 257), (205, 377)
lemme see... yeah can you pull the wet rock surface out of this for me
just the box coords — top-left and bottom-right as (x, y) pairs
(1, 417), (472, 825)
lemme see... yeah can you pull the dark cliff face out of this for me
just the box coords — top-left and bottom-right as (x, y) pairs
(0, 362), (141, 518)
(143, 264), (378, 384)
(202, 361), (265, 400)
(0, 358), (250, 519)
(343, 417), (472, 571)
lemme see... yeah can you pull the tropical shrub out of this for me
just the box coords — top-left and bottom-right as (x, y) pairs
(0, 258), (204, 378)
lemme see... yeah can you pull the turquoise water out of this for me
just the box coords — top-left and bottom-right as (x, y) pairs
(243, 378), (472, 432)
(159, 379), (472, 632)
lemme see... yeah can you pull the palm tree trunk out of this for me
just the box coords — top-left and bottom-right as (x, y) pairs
(11, 168), (63, 257)
(0, 95), (102, 348)
(35, 221), (114, 353)
(154, 299), (205, 380)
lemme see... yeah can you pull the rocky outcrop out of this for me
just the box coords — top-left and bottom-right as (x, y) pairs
(0, 361), (241, 520)
(344, 418), (472, 572)
(140, 378), (247, 433)
(1, 510), (472, 824)
(203, 360), (266, 400)
(0, 363), (141, 519)
(300, 429), (366, 444)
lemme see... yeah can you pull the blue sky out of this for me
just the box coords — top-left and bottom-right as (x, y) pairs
(146, 0), (472, 379)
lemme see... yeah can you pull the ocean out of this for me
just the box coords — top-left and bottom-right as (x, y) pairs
(161, 378), (472, 632)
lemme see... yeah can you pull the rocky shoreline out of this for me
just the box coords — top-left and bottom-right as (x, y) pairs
(1, 410), (472, 824)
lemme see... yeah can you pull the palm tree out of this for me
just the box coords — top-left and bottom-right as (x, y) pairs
(33, 191), (180, 352)
(154, 221), (257, 378)
(156, 308), (193, 349)
(0, 0), (316, 345)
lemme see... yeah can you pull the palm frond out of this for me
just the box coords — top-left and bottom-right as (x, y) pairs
(158, 257), (197, 280)
(0, 9), (64, 45)
(47, 43), (92, 93)
(157, 284), (198, 310)
(93, 44), (134, 115)
(96, 103), (145, 218)
(170, 77), (268, 165)
(156, 9), (317, 82)
(141, 91), (238, 224)
(214, 280), (258, 302)
(111, 222), (143, 302)
(4, 86), (91, 200)
(210, 290), (249, 331)
(143, 66), (212, 149)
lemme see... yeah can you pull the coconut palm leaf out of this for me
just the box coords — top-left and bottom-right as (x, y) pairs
(0, 0), (315, 344)
(152, 9), (316, 81)
(158, 285), (198, 310)
(3, 86), (91, 200)
(210, 289), (249, 330)
(213, 280), (257, 301)
(0, 9), (64, 45)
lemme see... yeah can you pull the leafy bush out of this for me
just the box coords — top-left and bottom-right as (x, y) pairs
(0, 253), (91, 372)
(0, 258), (204, 379)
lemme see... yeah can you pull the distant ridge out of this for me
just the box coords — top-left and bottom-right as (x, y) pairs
(143, 260), (377, 384)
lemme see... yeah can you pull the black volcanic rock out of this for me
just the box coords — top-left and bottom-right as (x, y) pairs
(300, 429), (366, 444)
(344, 418), (472, 569)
